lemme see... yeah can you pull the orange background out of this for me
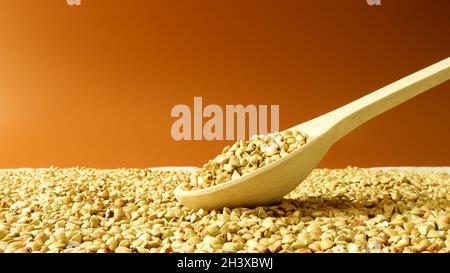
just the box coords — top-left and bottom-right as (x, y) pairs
(0, 0), (449, 169)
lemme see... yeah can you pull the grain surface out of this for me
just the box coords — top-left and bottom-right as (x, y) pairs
(0, 167), (448, 253)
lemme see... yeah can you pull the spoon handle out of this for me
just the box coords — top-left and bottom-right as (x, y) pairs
(321, 57), (450, 141)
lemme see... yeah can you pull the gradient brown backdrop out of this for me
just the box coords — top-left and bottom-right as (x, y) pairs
(0, 0), (449, 169)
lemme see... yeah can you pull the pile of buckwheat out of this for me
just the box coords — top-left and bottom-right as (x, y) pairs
(181, 130), (308, 190)
(0, 167), (448, 253)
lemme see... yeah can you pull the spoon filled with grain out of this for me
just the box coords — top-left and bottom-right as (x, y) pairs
(175, 57), (450, 209)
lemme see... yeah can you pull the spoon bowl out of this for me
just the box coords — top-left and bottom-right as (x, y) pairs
(175, 57), (450, 209)
(175, 126), (331, 209)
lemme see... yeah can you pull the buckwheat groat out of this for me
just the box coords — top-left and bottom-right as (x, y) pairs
(0, 167), (448, 253)
(181, 130), (308, 190)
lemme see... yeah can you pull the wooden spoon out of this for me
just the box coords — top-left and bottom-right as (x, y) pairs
(175, 57), (450, 209)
